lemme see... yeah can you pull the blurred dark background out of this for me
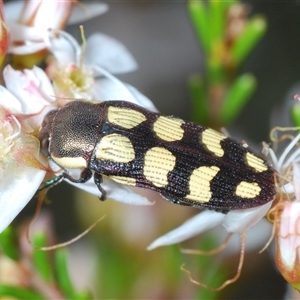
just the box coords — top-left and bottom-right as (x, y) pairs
(15, 1), (300, 299)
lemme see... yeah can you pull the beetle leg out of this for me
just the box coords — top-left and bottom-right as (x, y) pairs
(63, 168), (93, 183)
(94, 172), (107, 201)
(38, 174), (64, 191)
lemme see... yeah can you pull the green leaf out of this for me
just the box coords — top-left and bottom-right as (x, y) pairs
(231, 15), (267, 66)
(0, 227), (19, 260)
(55, 248), (77, 299)
(291, 102), (300, 127)
(207, 56), (226, 84)
(187, 1), (210, 53)
(209, 0), (226, 44)
(32, 232), (53, 283)
(0, 285), (45, 300)
(188, 74), (208, 124)
(220, 73), (257, 125)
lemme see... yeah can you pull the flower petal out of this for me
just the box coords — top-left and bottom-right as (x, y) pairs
(222, 201), (272, 233)
(0, 167), (45, 233)
(277, 202), (300, 269)
(9, 41), (47, 55)
(47, 31), (78, 65)
(68, 2), (109, 25)
(85, 33), (138, 74)
(66, 177), (153, 206)
(4, 1), (108, 29)
(147, 210), (225, 250)
(6, 22), (43, 40)
(93, 75), (157, 111)
(7, 22), (46, 55)
(3, 65), (55, 114)
(125, 84), (158, 112)
(0, 86), (23, 113)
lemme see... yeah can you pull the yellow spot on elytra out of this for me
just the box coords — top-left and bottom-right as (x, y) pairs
(201, 129), (226, 157)
(107, 106), (146, 129)
(143, 147), (176, 187)
(96, 134), (135, 163)
(51, 156), (87, 168)
(109, 176), (136, 186)
(186, 165), (220, 203)
(235, 181), (261, 198)
(246, 153), (267, 172)
(153, 116), (184, 142)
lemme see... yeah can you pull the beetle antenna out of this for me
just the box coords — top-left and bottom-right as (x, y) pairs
(181, 232), (246, 291)
(34, 216), (105, 251)
(180, 233), (233, 255)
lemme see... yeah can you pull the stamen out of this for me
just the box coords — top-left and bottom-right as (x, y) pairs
(265, 147), (279, 168)
(79, 25), (86, 68)
(282, 146), (300, 170)
(277, 131), (300, 171)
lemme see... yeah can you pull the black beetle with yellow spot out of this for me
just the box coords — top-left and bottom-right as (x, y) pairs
(38, 100), (276, 213)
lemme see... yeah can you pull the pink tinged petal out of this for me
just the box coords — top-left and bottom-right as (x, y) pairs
(68, 2), (109, 24)
(293, 162), (300, 201)
(3, 65), (54, 114)
(85, 33), (138, 74)
(222, 201), (272, 233)
(0, 167), (45, 233)
(147, 210), (225, 250)
(66, 177), (152, 206)
(278, 202), (300, 270)
(27, 66), (56, 102)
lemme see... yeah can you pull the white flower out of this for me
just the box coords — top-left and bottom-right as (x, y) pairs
(0, 87), (46, 233)
(4, 0), (109, 55)
(45, 30), (156, 111)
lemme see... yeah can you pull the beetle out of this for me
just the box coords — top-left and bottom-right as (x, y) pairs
(38, 100), (276, 212)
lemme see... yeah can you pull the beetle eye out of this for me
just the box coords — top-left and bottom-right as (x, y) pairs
(40, 137), (50, 157)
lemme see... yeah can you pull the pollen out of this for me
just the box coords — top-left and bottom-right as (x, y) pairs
(47, 62), (94, 99)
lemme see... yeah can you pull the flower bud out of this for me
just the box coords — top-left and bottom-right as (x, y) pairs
(275, 202), (300, 291)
